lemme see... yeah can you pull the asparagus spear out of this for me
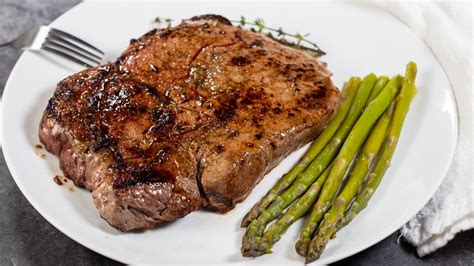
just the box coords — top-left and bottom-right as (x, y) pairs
(257, 95), (392, 254)
(241, 78), (361, 227)
(337, 62), (417, 231)
(253, 161), (335, 255)
(304, 103), (395, 262)
(368, 76), (389, 102)
(241, 74), (377, 256)
(296, 75), (403, 257)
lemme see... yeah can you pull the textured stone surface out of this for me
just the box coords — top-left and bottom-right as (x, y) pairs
(0, 1), (472, 265)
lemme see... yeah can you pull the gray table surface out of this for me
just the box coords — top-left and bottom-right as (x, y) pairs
(1, 1), (473, 265)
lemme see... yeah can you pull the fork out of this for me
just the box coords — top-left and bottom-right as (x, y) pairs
(0, 25), (104, 68)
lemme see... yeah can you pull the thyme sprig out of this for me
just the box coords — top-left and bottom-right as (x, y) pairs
(154, 17), (173, 28)
(153, 16), (326, 58)
(232, 16), (325, 57)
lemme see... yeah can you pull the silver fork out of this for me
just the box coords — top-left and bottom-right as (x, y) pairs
(0, 25), (104, 68)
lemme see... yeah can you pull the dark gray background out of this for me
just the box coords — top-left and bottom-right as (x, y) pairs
(0, 1), (472, 265)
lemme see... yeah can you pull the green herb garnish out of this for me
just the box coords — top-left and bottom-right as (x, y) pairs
(153, 16), (326, 58)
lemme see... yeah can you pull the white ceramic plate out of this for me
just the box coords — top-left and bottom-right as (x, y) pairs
(2, 1), (457, 265)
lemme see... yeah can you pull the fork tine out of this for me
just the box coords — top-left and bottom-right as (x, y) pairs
(50, 28), (104, 55)
(42, 45), (94, 68)
(47, 32), (102, 60)
(0, 39), (13, 47)
(44, 37), (101, 64)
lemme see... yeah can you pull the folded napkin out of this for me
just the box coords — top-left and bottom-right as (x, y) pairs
(371, 2), (473, 257)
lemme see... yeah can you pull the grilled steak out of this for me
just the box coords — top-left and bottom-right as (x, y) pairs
(39, 15), (342, 231)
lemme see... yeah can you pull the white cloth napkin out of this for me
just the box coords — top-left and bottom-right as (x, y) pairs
(371, 2), (473, 257)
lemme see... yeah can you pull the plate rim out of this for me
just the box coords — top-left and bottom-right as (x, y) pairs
(1, 1), (459, 264)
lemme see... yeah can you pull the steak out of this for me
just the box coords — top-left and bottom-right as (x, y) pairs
(39, 15), (342, 231)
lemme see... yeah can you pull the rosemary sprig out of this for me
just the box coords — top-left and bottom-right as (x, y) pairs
(232, 16), (326, 57)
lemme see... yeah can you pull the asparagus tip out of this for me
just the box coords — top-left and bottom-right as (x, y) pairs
(295, 240), (309, 256)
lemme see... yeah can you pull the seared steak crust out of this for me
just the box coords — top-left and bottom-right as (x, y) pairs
(39, 15), (342, 231)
